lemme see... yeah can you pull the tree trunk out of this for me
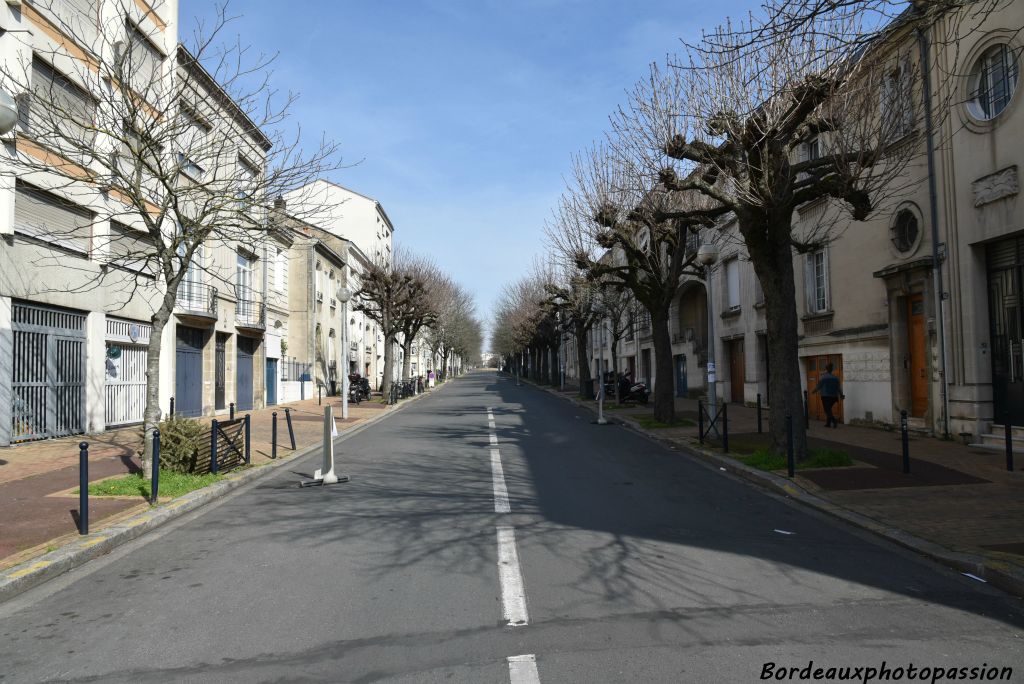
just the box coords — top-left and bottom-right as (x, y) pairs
(142, 302), (174, 480)
(401, 338), (413, 381)
(747, 224), (809, 460)
(550, 345), (559, 387)
(574, 325), (593, 399)
(610, 338), (620, 403)
(650, 309), (675, 424)
(382, 335), (396, 398)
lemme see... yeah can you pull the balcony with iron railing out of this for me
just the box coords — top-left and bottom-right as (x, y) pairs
(175, 281), (218, 325)
(235, 293), (266, 333)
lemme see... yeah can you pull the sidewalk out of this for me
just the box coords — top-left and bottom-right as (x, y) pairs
(0, 395), (394, 570)
(535, 380), (1024, 592)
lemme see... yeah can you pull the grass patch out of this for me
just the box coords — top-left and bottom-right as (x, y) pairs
(739, 447), (853, 472)
(634, 416), (696, 429)
(80, 470), (225, 500)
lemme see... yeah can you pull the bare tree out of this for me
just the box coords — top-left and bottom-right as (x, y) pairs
(353, 247), (434, 397)
(0, 1), (345, 474)
(649, 3), (927, 458)
(548, 138), (719, 423)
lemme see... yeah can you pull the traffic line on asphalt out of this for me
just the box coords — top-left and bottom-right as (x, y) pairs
(507, 654), (541, 683)
(490, 447), (511, 513)
(490, 432), (499, 446)
(497, 526), (529, 626)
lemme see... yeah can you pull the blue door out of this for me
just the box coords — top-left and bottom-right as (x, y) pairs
(236, 337), (256, 410)
(266, 358), (278, 405)
(175, 326), (204, 417)
(674, 354), (688, 398)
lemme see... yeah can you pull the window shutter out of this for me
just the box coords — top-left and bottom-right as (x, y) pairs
(108, 222), (156, 275)
(127, 24), (163, 96)
(14, 183), (93, 254)
(28, 58), (96, 144)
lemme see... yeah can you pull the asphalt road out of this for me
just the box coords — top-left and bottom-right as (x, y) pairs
(1, 371), (1021, 683)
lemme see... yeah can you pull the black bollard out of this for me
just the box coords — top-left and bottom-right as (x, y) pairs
(229, 402), (235, 421)
(1005, 412), (1014, 472)
(169, 397), (175, 418)
(786, 415), (795, 478)
(210, 419), (219, 474)
(151, 429), (161, 504)
(901, 410), (910, 474)
(756, 393), (763, 434)
(698, 399), (705, 444)
(285, 407), (296, 449)
(244, 414), (251, 465)
(804, 390), (810, 430)
(318, 384), (322, 406)
(272, 411), (278, 460)
(722, 402), (729, 454)
(78, 441), (89, 535)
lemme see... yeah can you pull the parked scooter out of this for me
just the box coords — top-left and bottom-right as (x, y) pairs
(617, 374), (650, 404)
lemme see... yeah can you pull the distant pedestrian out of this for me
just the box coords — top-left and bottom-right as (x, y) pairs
(428, 369), (435, 389)
(812, 363), (844, 428)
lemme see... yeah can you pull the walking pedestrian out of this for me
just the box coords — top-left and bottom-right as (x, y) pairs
(428, 369), (435, 389)
(812, 363), (845, 428)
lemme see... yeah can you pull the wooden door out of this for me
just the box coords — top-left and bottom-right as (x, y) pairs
(907, 294), (928, 417)
(729, 339), (745, 403)
(805, 354), (844, 423)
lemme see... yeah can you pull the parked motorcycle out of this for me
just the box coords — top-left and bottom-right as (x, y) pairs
(348, 374), (371, 402)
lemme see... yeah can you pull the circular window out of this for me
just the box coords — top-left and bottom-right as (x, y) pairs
(967, 44), (1020, 121)
(892, 209), (919, 253)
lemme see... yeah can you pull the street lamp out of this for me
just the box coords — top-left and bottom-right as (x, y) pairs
(552, 294), (566, 391)
(0, 92), (17, 136)
(697, 243), (720, 438)
(337, 285), (353, 420)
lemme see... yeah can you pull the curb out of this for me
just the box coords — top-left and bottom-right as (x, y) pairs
(514, 376), (1024, 598)
(0, 386), (437, 604)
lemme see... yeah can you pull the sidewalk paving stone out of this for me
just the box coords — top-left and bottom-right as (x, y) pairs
(0, 393), (398, 570)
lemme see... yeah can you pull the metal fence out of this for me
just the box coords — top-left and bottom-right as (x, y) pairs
(280, 357), (312, 382)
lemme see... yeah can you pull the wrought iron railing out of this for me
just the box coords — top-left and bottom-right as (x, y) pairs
(176, 282), (218, 318)
(235, 296), (266, 330)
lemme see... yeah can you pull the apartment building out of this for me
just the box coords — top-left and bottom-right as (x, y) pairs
(284, 179), (398, 389)
(0, 0), (275, 445)
(0, 0), (180, 446)
(169, 45), (273, 419)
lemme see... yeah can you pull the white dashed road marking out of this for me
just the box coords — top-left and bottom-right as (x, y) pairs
(507, 654), (541, 683)
(491, 448), (511, 514)
(497, 526), (529, 626)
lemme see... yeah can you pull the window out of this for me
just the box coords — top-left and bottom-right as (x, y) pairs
(274, 247), (287, 292)
(806, 250), (830, 314)
(177, 108), (209, 179)
(892, 209), (920, 253)
(14, 181), (93, 254)
(236, 252), (255, 303)
(880, 56), (914, 142)
(725, 258), (741, 310)
(178, 244), (205, 308)
(124, 22), (164, 97)
(968, 44), (1019, 120)
(236, 155), (260, 208)
(21, 58), (97, 147)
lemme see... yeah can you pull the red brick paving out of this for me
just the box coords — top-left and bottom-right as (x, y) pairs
(0, 393), (406, 568)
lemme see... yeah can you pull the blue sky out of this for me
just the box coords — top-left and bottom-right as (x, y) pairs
(181, 0), (747, 346)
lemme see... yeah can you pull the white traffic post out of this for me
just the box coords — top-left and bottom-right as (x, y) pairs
(309, 404), (348, 486)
